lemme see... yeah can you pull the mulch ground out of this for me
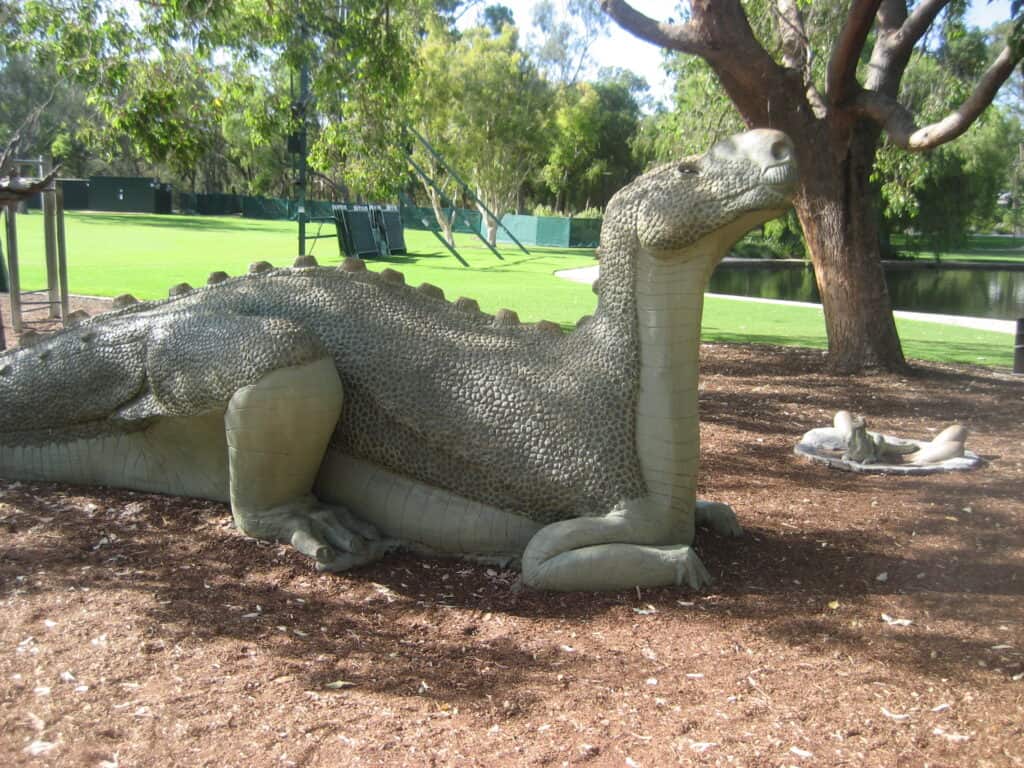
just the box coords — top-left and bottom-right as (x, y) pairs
(0, 297), (1022, 767)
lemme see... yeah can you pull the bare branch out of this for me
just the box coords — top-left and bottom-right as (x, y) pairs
(828, 0), (884, 105)
(855, 45), (1021, 149)
(888, 0), (950, 60)
(773, 0), (810, 70)
(773, 0), (827, 117)
(599, 0), (709, 56)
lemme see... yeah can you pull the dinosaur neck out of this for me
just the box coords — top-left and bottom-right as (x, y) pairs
(631, 247), (718, 536)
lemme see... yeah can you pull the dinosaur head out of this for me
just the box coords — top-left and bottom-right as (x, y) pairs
(612, 129), (798, 259)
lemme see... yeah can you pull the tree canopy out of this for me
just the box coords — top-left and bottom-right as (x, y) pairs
(602, 0), (1023, 372)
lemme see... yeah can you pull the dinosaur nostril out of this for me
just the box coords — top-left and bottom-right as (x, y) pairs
(770, 139), (791, 162)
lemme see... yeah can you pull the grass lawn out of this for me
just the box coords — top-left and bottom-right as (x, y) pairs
(7, 211), (1015, 369)
(890, 233), (1024, 262)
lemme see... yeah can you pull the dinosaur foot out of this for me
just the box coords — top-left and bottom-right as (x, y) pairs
(695, 500), (743, 537)
(239, 497), (397, 572)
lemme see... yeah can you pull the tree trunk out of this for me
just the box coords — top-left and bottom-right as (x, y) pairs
(794, 130), (907, 373)
(485, 213), (498, 246)
(426, 186), (455, 246)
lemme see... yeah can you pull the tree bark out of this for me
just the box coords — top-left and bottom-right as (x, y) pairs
(793, 126), (906, 373)
(425, 185), (455, 246)
(796, 185), (907, 373)
(472, 199), (500, 246)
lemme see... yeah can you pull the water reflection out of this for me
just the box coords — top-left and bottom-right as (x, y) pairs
(708, 262), (1024, 320)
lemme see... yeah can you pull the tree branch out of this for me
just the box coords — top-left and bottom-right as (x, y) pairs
(773, 0), (827, 117)
(888, 0), (950, 60)
(599, 0), (709, 56)
(827, 0), (884, 105)
(855, 45), (1021, 149)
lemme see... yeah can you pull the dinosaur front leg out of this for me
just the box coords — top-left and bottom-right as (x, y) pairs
(225, 357), (391, 572)
(521, 499), (711, 591)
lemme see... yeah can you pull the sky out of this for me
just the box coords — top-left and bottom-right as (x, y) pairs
(461, 0), (1016, 108)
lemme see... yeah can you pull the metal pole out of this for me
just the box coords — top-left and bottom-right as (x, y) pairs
(56, 181), (69, 322)
(408, 125), (530, 254)
(406, 154), (502, 260)
(296, 25), (310, 258)
(1014, 318), (1024, 375)
(5, 207), (22, 333)
(0, 217), (6, 350)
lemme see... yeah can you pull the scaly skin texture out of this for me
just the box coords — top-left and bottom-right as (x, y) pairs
(0, 130), (797, 591)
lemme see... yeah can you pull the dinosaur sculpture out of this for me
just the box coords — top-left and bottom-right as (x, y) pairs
(0, 129), (798, 591)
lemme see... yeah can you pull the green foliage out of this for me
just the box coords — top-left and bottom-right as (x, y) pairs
(11, 0), (434, 200)
(639, 54), (744, 163)
(410, 21), (552, 240)
(875, 21), (1024, 253)
(530, 0), (608, 85)
(541, 78), (643, 213)
(482, 4), (515, 36)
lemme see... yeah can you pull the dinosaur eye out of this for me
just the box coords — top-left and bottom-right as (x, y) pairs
(677, 162), (700, 177)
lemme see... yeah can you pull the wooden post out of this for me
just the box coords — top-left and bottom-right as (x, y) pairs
(1015, 318), (1023, 376)
(55, 181), (69, 322)
(5, 207), (21, 333)
(42, 165), (60, 319)
(0, 217), (6, 350)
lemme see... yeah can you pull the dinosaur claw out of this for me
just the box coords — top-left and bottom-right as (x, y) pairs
(290, 528), (333, 562)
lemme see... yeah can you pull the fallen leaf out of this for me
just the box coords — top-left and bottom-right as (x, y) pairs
(23, 741), (58, 756)
(933, 726), (970, 742)
(827, 600), (840, 610)
(882, 707), (910, 721)
(324, 680), (356, 690)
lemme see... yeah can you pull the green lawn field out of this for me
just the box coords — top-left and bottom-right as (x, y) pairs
(6, 211), (1015, 368)
(890, 233), (1024, 263)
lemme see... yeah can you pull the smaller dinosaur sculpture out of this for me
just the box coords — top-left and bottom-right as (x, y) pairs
(795, 410), (980, 474)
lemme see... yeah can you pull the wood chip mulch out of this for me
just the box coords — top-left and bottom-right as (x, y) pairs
(1, 297), (1022, 767)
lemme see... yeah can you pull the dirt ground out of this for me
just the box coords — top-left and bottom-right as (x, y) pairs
(0, 298), (1022, 767)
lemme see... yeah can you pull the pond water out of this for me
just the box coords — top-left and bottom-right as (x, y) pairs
(708, 261), (1024, 321)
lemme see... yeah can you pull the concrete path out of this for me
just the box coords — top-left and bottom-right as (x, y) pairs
(554, 265), (1017, 335)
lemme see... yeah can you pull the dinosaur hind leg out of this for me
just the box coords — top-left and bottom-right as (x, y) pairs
(225, 357), (393, 571)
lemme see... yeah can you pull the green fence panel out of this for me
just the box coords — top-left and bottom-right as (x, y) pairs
(399, 206), (481, 234)
(307, 200), (336, 219)
(241, 196), (286, 219)
(535, 216), (571, 247)
(381, 209), (406, 254)
(60, 179), (90, 210)
(155, 184), (173, 215)
(493, 214), (540, 246)
(88, 176), (160, 213)
(195, 193), (242, 216)
(568, 217), (602, 248)
(178, 192), (197, 213)
(453, 209), (482, 234)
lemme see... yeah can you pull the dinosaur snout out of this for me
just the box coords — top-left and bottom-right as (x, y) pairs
(752, 131), (798, 191)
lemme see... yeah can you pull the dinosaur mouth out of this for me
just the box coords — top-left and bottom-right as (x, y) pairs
(761, 161), (797, 188)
